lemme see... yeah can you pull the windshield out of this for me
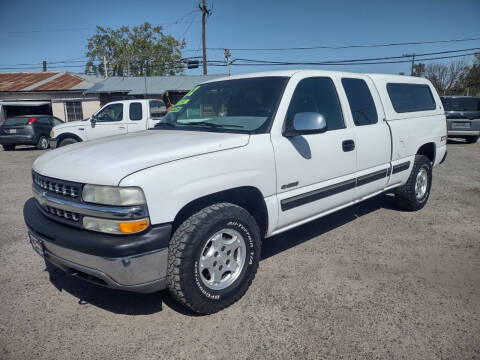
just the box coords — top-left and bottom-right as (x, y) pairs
(442, 97), (480, 112)
(156, 77), (288, 133)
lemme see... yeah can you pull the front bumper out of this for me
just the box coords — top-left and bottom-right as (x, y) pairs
(49, 138), (58, 149)
(24, 198), (172, 293)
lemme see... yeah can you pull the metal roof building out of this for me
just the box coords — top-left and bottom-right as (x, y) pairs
(0, 72), (102, 123)
(86, 74), (225, 95)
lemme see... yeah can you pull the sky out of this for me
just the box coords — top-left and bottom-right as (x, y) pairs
(0, 0), (479, 76)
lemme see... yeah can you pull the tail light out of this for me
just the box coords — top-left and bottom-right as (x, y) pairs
(28, 117), (37, 124)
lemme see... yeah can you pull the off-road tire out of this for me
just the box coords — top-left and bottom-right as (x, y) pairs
(2, 145), (15, 151)
(58, 137), (78, 147)
(167, 202), (261, 314)
(464, 136), (479, 144)
(395, 155), (432, 211)
(36, 136), (49, 150)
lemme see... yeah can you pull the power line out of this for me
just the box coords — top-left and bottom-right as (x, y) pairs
(228, 52), (479, 67)
(231, 47), (480, 66)
(200, 36), (480, 52)
(1, 47), (478, 72)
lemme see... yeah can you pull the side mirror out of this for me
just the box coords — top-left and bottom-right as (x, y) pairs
(284, 112), (327, 137)
(90, 115), (97, 124)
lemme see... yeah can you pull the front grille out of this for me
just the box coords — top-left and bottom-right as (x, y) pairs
(44, 205), (80, 222)
(32, 171), (81, 200)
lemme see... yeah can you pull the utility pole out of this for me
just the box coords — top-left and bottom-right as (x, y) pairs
(199, 0), (211, 75)
(224, 49), (231, 76)
(404, 53), (415, 75)
(42, 61), (47, 72)
(103, 55), (108, 78)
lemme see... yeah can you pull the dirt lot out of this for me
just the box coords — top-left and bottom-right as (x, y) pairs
(0, 141), (479, 359)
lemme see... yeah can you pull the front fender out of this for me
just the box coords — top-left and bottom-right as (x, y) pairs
(56, 132), (85, 143)
(119, 134), (277, 225)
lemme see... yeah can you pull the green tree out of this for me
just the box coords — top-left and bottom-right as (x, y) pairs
(85, 22), (186, 77)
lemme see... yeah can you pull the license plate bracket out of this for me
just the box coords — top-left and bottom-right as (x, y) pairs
(452, 122), (470, 129)
(29, 232), (45, 258)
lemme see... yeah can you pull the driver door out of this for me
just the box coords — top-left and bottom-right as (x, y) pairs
(271, 76), (357, 230)
(86, 103), (127, 140)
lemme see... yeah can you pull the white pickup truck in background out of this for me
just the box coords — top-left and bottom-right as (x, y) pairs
(49, 99), (167, 148)
(25, 70), (447, 314)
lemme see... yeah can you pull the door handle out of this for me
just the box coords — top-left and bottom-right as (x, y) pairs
(118, 126), (126, 129)
(342, 139), (355, 152)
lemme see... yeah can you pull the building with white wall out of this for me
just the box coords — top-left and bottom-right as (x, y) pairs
(0, 72), (102, 123)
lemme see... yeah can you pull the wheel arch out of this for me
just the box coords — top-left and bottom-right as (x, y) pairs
(172, 186), (269, 238)
(56, 132), (83, 143)
(416, 142), (436, 163)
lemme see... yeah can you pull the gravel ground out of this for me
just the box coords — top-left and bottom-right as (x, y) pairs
(0, 140), (479, 359)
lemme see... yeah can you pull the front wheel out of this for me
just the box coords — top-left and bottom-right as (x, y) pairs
(36, 136), (49, 150)
(464, 136), (479, 144)
(395, 155), (432, 211)
(167, 203), (261, 314)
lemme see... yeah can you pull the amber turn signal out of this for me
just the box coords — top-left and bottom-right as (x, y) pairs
(119, 219), (149, 234)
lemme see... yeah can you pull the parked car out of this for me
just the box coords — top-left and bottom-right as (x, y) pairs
(0, 115), (64, 151)
(24, 70), (447, 314)
(49, 99), (167, 148)
(441, 96), (480, 144)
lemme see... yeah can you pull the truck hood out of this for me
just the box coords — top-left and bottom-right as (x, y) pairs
(53, 119), (90, 131)
(33, 130), (250, 185)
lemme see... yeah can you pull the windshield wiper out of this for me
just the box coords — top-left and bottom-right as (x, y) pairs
(184, 121), (244, 129)
(154, 122), (177, 128)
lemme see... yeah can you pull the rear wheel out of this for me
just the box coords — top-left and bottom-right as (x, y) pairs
(58, 137), (78, 147)
(36, 136), (49, 150)
(167, 203), (261, 314)
(464, 136), (479, 144)
(2, 145), (15, 151)
(395, 155), (432, 211)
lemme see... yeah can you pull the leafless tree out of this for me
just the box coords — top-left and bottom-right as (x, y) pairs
(424, 59), (470, 95)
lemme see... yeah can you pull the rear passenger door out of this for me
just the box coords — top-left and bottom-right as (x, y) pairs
(126, 102), (147, 133)
(272, 76), (357, 230)
(340, 76), (391, 198)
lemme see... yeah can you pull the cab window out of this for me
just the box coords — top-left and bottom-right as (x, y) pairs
(149, 100), (167, 118)
(342, 78), (378, 126)
(129, 103), (143, 121)
(95, 104), (123, 122)
(286, 77), (345, 131)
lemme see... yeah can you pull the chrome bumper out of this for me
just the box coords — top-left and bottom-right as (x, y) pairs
(32, 231), (168, 293)
(448, 130), (480, 136)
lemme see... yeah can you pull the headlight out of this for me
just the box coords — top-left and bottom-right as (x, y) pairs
(82, 184), (146, 206)
(83, 217), (149, 235)
(50, 130), (54, 138)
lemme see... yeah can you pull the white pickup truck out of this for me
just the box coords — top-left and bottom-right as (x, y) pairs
(49, 99), (167, 147)
(24, 70), (447, 314)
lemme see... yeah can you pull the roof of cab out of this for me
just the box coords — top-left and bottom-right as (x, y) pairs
(202, 69), (429, 84)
